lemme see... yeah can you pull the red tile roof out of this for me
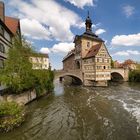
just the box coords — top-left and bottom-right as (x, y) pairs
(5, 16), (20, 35)
(84, 43), (102, 58)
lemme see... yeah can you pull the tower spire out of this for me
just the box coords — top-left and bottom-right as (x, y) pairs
(85, 11), (92, 32)
(87, 10), (89, 18)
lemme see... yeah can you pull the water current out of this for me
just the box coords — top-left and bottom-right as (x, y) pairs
(0, 79), (140, 140)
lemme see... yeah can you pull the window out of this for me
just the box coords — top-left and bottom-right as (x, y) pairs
(0, 43), (5, 53)
(87, 42), (90, 47)
(84, 60), (87, 63)
(104, 66), (106, 69)
(0, 59), (4, 68)
(97, 58), (99, 62)
(0, 25), (4, 35)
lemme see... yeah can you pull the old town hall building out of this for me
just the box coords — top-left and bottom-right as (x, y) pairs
(63, 13), (111, 86)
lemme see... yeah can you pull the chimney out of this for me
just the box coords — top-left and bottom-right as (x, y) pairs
(0, 1), (5, 22)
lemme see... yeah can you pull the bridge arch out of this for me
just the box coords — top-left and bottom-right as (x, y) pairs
(59, 73), (83, 85)
(111, 72), (124, 81)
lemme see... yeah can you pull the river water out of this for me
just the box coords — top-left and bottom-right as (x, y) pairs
(0, 80), (140, 140)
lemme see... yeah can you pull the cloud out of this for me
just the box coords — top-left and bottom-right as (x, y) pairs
(65, 0), (94, 8)
(111, 33), (140, 47)
(40, 42), (74, 54)
(40, 48), (50, 54)
(113, 50), (140, 56)
(21, 18), (51, 40)
(51, 42), (74, 53)
(123, 5), (135, 18)
(95, 28), (106, 35)
(9, 0), (83, 41)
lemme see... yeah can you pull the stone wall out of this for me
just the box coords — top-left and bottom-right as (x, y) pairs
(0, 89), (37, 105)
(63, 54), (75, 71)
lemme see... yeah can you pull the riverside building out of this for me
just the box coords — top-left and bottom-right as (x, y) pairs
(0, 1), (21, 91)
(63, 13), (111, 86)
(30, 53), (50, 70)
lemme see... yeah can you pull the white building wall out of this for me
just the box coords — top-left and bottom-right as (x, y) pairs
(30, 56), (49, 70)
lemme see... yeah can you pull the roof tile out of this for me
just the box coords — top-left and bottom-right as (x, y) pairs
(5, 16), (20, 35)
(84, 43), (102, 58)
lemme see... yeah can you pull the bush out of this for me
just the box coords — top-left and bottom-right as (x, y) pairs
(0, 36), (54, 94)
(0, 36), (35, 93)
(33, 69), (54, 96)
(0, 102), (25, 132)
(129, 70), (140, 82)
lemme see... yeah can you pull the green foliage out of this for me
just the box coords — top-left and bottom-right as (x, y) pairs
(111, 59), (114, 68)
(129, 70), (140, 82)
(0, 102), (25, 132)
(136, 64), (140, 70)
(0, 102), (23, 116)
(45, 71), (54, 92)
(0, 36), (35, 93)
(0, 102), (22, 116)
(0, 36), (54, 94)
(33, 69), (54, 96)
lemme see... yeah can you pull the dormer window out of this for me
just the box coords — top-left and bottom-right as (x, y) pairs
(87, 42), (90, 47)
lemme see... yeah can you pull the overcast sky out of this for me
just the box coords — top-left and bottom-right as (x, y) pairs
(3, 0), (140, 69)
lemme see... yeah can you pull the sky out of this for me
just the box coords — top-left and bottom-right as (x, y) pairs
(3, 0), (140, 69)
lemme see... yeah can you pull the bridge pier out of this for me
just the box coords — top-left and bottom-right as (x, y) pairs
(83, 80), (108, 87)
(94, 81), (108, 87)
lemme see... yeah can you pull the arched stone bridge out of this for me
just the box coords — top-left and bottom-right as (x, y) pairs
(111, 68), (129, 81)
(55, 68), (129, 83)
(55, 70), (83, 82)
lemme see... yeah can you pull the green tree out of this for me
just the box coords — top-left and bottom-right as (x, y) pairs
(136, 63), (140, 70)
(129, 70), (140, 82)
(33, 69), (54, 96)
(0, 36), (35, 93)
(0, 35), (54, 94)
(111, 59), (114, 68)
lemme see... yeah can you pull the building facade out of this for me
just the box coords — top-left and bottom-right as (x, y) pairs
(30, 53), (49, 70)
(62, 49), (75, 71)
(0, 2), (21, 91)
(63, 13), (111, 86)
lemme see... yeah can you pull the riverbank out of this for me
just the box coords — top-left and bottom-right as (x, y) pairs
(0, 101), (25, 132)
(0, 88), (52, 132)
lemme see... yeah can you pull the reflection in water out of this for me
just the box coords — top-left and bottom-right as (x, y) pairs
(54, 79), (64, 96)
(0, 80), (140, 140)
